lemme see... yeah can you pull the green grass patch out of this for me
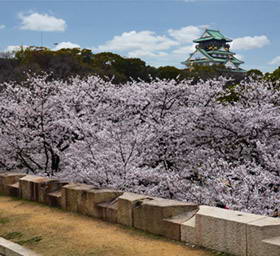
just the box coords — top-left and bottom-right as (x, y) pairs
(0, 216), (10, 224)
(1, 230), (42, 246)
(18, 236), (43, 245)
(2, 231), (23, 240)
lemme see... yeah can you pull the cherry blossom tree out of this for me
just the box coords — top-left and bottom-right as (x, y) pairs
(0, 75), (279, 215)
(0, 75), (75, 175)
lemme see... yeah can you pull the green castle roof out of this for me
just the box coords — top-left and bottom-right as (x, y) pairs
(183, 48), (244, 66)
(182, 29), (245, 72)
(207, 50), (235, 55)
(194, 29), (232, 43)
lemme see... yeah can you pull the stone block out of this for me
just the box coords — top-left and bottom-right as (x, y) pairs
(5, 182), (20, 197)
(44, 181), (67, 206)
(61, 184), (123, 218)
(0, 173), (26, 195)
(194, 205), (264, 256)
(60, 183), (94, 212)
(83, 189), (123, 218)
(181, 214), (197, 244)
(247, 216), (280, 256)
(163, 209), (198, 241)
(133, 197), (198, 240)
(47, 190), (62, 208)
(117, 192), (150, 227)
(262, 236), (280, 256)
(19, 175), (60, 203)
(97, 198), (118, 223)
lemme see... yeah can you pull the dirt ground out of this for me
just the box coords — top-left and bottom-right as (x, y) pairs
(0, 195), (214, 256)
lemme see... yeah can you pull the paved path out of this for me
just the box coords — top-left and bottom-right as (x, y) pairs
(0, 196), (213, 256)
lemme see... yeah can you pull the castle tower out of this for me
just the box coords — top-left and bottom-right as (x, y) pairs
(183, 29), (245, 72)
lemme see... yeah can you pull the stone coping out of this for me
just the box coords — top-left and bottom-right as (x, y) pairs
(20, 175), (56, 183)
(263, 236), (280, 246)
(0, 237), (40, 256)
(195, 205), (264, 224)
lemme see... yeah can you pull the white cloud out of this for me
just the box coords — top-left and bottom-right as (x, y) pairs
(19, 12), (66, 32)
(127, 50), (168, 58)
(53, 41), (80, 50)
(269, 56), (280, 65)
(0, 25), (5, 29)
(235, 54), (244, 61)
(94, 30), (178, 57)
(168, 25), (207, 43)
(93, 27), (210, 65)
(5, 45), (29, 52)
(172, 44), (196, 55)
(231, 35), (269, 50)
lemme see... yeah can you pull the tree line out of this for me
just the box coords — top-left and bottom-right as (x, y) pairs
(1, 46), (279, 83)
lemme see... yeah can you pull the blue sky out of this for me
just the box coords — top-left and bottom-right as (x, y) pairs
(1, 0), (280, 72)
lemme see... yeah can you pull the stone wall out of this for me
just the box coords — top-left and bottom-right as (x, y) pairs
(0, 172), (279, 256)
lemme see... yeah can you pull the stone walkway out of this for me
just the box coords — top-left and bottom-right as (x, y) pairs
(0, 196), (214, 256)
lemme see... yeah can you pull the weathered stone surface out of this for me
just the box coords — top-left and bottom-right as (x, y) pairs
(181, 214), (197, 244)
(61, 184), (123, 218)
(182, 206), (280, 256)
(20, 175), (48, 200)
(117, 192), (150, 227)
(84, 189), (123, 218)
(97, 199), (119, 223)
(5, 182), (20, 197)
(133, 197), (198, 240)
(163, 209), (198, 241)
(194, 205), (264, 256)
(38, 181), (65, 205)
(262, 236), (280, 256)
(47, 190), (62, 208)
(247, 217), (280, 256)
(0, 173), (26, 194)
(19, 175), (60, 203)
(61, 183), (94, 212)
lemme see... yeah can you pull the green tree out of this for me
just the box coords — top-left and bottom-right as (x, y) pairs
(156, 66), (182, 80)
(266, 66), (280, 82)
(114, 58), (150, 81)
(246, 69), (263, 78)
